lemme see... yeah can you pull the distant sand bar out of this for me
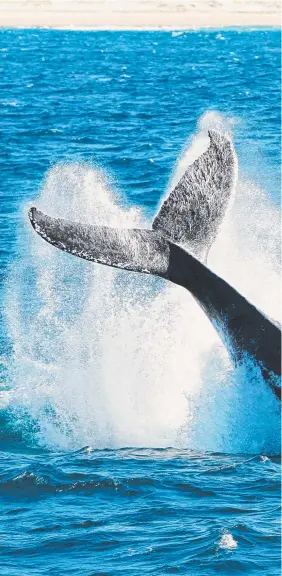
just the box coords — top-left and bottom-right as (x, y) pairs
(0, 0), (280, 29)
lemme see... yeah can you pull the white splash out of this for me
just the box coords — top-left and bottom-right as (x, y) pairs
(4, 113), (281, 453)
(219, 533), (238, 550)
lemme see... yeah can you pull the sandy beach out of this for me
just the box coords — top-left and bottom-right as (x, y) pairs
(0, 0), (280, 29)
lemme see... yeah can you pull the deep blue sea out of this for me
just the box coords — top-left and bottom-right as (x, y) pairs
(0, 28), (281, 575)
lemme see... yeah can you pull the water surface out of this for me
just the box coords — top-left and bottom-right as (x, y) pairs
(0, 29), (281, 575)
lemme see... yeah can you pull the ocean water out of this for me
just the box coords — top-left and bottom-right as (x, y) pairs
(0, 28), (281, 575)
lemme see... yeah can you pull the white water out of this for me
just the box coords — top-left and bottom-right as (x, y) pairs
(5, 113), (281, 453)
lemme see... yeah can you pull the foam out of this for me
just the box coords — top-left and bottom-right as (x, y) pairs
(4, 112), (281, 453)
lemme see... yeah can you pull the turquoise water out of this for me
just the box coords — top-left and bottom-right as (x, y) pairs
(0, 29), (281, 574)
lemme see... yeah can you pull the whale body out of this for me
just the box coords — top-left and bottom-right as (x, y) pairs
(28, 130), (281, 400)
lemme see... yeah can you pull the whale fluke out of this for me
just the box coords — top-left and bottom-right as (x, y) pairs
(28, 207), (281, 400)
(27, 128), (280, 401)
(153, 130), (237, 259)
(29, 130), (237, 269)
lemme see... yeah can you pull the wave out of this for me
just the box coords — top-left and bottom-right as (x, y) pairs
(0, 450), (275, 498)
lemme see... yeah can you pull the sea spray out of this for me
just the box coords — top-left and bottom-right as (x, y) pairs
(4, 114), (281, 453)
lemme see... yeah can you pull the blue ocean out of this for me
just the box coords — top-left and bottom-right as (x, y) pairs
(0, 28), (281, 575)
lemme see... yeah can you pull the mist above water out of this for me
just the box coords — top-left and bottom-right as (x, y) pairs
(4, 113), (281, 454)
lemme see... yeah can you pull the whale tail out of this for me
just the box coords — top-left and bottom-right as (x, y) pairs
(28, 128), (281, 397)
(29, 130), (238, 271)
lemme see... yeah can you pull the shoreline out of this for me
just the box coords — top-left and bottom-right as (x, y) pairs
(0, 11), (279, 30)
